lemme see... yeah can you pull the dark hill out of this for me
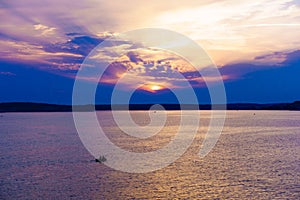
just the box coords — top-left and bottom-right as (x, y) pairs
(0, 101), (299, 112)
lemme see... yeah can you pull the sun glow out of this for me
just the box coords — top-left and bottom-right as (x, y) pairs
(150, 85), (163, 91)
(141, 84), (164, 92)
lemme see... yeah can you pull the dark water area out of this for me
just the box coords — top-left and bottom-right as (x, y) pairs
(0, 111), (299, 199)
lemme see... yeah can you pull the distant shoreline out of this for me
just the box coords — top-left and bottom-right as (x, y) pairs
(0, 101), (299, 112)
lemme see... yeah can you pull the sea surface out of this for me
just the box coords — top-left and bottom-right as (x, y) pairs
(0, 111), (299, 199)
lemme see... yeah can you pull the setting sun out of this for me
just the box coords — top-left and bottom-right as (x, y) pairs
(150, 85), (163, 91)
(140, 84), (164, 92)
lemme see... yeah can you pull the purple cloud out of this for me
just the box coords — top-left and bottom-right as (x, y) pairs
(0, 71), (16, 76)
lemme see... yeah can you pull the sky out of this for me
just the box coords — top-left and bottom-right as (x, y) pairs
(0, 0), (300, 104)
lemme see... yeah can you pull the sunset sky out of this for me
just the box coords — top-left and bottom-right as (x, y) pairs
(0, 0), (300, 104)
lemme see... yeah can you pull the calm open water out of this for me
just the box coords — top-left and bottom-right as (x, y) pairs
(0, 111), (299, 199)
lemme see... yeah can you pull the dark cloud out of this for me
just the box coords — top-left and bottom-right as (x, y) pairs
(100, 61), (130, 83)
(42, 35), (103, 70)
(220, 63), (264, 79)
(281, 50), (300, 65)
(65, 32), (83, 36)
(181, 71), (201, 79)
(31, 35), (101, 73)
(126, 52), (143, 63)
(225, 60), (300, 103)
(0, 60), (75, 104)
(254, 51), (283, 60)
(222, 49), (300, 102)
(0, 32), (22, 41)
(69, 36), (101, 46)
(222, 49), (300, 80)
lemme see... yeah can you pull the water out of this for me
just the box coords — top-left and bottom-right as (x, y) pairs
(0, 111), (299, 199)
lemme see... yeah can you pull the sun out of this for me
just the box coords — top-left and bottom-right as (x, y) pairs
(150, 85), (163, 91)
(141, 84), (164, 92)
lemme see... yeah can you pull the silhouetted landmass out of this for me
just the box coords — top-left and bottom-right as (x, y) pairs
(0, 101), (299, 112)
(0, 102), (71, 112)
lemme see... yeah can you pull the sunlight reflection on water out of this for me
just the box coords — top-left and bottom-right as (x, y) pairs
(0, 111), (299, 199)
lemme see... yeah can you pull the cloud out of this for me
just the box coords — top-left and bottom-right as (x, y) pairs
(1, 0), (300, 67)
(151, 0), (300, 64)
(281, 49), (300, 65)
(0, 71), (16, 76)
(0, 32), (22, 42)
(43, 35), (103, 56)
(220, 49), (300, 81)
(85, 45), (226, 90)
(254, 51), (287, 65)
(34, 24), (56, 36)
(1, 0), (300, 93)
(0, 39), (84, 70)
(224, 49), (300, 103)
(126, 52), (143, 63)
(0, 32), (104, 73)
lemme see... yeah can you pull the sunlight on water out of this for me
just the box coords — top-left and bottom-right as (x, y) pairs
(0, 111), (299, 199)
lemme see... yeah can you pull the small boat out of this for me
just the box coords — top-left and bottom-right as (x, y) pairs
(95, 155), (107, 163)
